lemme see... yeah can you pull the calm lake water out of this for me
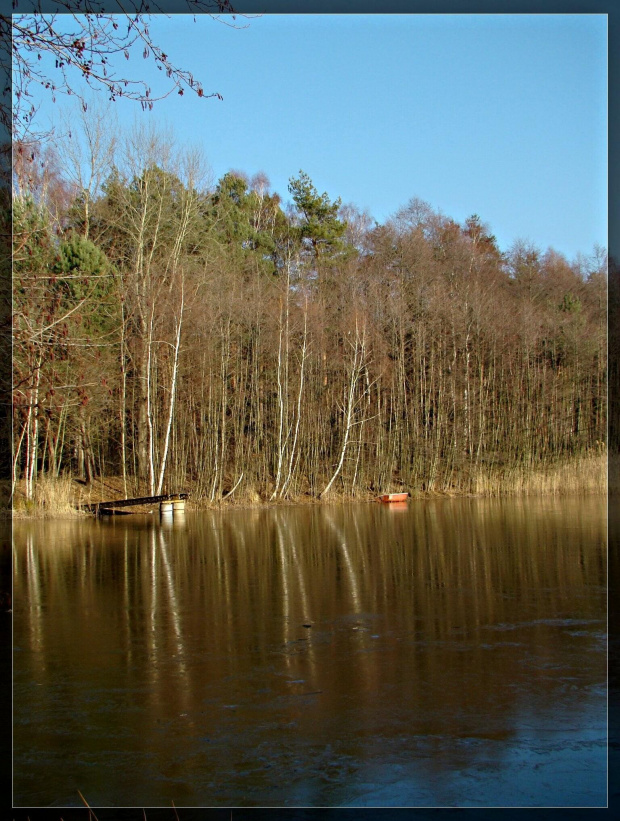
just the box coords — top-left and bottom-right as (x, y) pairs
(13, 495), (607, 808)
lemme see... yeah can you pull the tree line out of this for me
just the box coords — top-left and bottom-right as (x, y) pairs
(11, 118), (607, 503)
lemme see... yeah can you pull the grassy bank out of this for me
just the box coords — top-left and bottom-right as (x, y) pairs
(4, 452), (608, 519)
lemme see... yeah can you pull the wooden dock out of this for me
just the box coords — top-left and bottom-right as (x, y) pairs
(83, 493), (189, 515)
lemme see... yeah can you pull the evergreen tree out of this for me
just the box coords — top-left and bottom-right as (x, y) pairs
(288, 171), (347, 273)
(209, 171), (291, 276)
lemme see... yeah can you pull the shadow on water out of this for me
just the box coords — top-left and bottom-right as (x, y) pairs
(13, 495), (607, 808)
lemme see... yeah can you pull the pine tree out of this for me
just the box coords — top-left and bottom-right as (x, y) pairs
(288, 171), (347, 274)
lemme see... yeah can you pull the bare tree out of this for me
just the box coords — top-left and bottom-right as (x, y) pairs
(320, 317), (373, 498)
(53, 98), (118, 239)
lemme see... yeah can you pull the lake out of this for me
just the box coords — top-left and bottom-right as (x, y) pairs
(12, 495), (607, 808)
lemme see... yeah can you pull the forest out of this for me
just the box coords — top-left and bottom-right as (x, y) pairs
(10, 118), (608, 509)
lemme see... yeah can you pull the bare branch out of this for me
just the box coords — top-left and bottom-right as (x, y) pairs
(8, 2), (252, 137)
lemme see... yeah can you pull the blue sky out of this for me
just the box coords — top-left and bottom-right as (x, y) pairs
(35, 13), (607, 260)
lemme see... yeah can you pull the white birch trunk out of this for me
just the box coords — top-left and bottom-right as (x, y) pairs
(280, 306), (309, 498)
(146, 307), (156, 495)
(156, 283), (184, 495)
(320, 321), (366, 498)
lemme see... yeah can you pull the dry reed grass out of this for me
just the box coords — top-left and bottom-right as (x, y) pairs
(12, 475), (85, 517)
(469, 453), (607, 496)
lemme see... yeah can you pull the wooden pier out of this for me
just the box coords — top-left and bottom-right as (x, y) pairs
(83, 493), (189, 515)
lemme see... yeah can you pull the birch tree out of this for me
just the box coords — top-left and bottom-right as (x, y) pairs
(320, 317), (372, 498)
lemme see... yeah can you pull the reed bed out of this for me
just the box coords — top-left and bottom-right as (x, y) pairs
(11, 475), (85, 517)
(468, 453), (608, 497)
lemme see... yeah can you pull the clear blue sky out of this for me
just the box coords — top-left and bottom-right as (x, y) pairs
(38, 13), (607, 261)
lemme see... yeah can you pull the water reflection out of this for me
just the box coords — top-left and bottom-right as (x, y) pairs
(13, 496), (607, 807)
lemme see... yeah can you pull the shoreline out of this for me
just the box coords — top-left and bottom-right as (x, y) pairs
(4, 453), (610, 520)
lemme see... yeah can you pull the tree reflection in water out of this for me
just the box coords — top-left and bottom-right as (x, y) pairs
(13, 495), (606, 807)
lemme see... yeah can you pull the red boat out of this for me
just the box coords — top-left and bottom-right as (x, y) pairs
(377, 492), (409, 503)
